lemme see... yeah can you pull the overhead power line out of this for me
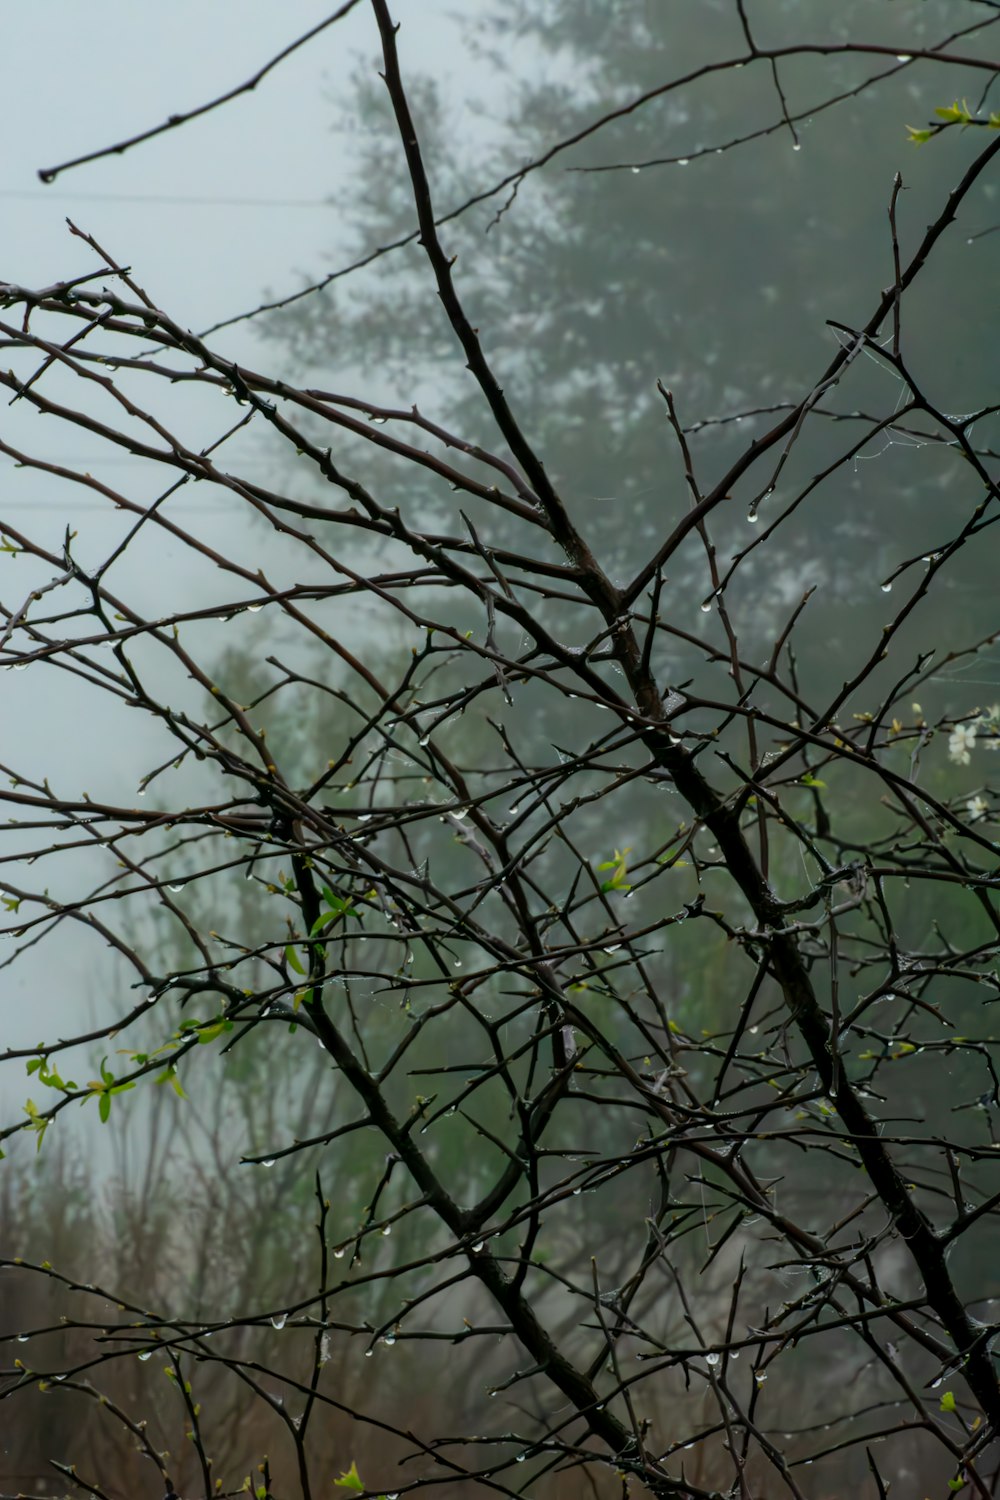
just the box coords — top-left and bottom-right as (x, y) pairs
(0, 188), (333, 209)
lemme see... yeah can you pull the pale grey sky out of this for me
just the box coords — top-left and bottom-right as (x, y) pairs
(2, 3), (469, 332)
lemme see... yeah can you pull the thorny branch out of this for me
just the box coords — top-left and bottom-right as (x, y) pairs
(2, 2), (999, 1498)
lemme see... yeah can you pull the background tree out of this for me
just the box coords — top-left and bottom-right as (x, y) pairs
(1, 3), (999, 1498)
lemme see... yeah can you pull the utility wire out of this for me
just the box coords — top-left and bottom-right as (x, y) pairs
(0, 189), (333, 209)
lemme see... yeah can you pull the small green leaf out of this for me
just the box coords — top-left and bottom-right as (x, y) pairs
(99, 1092), (111, 1124)
(934, 100), (972, 123)
(196, 1019), (232, 1046)
(152, 1063), (187, 1099)
(596, 847), (632, 891)
(334, 1462), (365, 1493)
(906, 126), (934, 144)
(800, 775), (826, 788)
(22, 1098), (50, 1152)
(940, 1389), (957, 1413)
(285, 944), (306, 975)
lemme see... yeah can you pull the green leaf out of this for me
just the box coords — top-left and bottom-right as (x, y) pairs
(934, 100), (972, 124)
(906, 126), (934, 144)
(22, 1098), (50, 1152)
(196, 1019), (233, 1045)
(99, 1092), (111, 1124)
(800, 775), (826, 788)
(940, 1389), (957, 1413)
(153, 1064), (187, 1099)
(596, 847), (632, 891)
(334, 1462), (365, 1493)
(285, 944), (306, 975)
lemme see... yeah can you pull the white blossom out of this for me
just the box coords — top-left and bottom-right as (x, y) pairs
(949, 722), (977, 765)
(966, 795), (989, 823)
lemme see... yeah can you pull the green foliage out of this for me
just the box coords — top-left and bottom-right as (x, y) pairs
(596, 846), (632, 892)
(333, 1462), (365, 1493)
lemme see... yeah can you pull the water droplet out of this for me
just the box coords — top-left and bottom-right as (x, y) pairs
(261, 1159), (276, 1168)
(881, 582), (893, 593)
(705, 1351), (720, 1366)
(792, 142), (802, 152)
(333, 1247), (346, 1259)
(364, 1348), (374, 1358)
(896, 53), (912, 62)
(515, 1454), (526, 1463)
(730, 1349), (740, 1359)
(16, 1334), (29, 1343)
(603, 944), (622, 954)
(677, 157), (690, 166)
(270, 1313), (287, 1330)
(370, 415), (387, 426)
(383, 1333), (396, 1346)
(418, 735), (430, 747)
(630, 166), (641, 175)
(168, 883), (185, 893)
(755, 1370), (767, 1385)
(381, 1224), (392, 1237)
(138, 1350), (153, 1362)
(471, 1241), (485, 1253)
(452, 808), (469, 822)
(700, 600), (713, 613)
